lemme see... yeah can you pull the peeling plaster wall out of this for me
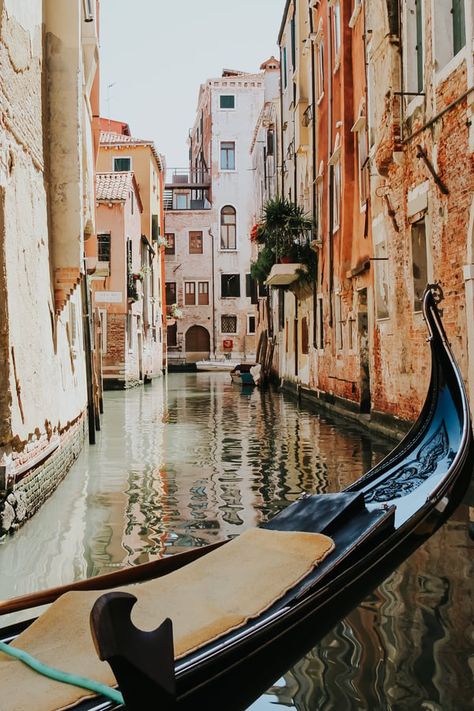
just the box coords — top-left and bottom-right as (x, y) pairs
(0, 1), (86, 456)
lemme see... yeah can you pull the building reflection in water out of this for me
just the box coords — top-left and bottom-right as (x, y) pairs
(0, 373), (471, 708)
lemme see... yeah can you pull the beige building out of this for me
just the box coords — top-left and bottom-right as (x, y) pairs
(165, 64), (282, 366)
(0, 0), (100, 533)
(93, 121), (166, 382)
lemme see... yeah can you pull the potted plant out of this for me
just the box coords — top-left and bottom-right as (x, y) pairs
(250, 197), (315, 286)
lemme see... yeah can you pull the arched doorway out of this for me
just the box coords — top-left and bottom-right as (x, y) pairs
(185, 325), (210, 362)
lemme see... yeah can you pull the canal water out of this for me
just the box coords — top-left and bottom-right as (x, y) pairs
(0, 373), (472, 710)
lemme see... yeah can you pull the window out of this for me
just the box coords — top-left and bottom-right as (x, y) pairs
(165, 233), (175, 255)
(221, 315), (237, 333)
(452, 0), (466, 55)
(220, 206), (236, 249)
(317, 296), (324, 350)
(220, 142), (235, 170)
(245, 274), (258, 304)
(317, 41), (325, 100)
(189, 231), (203, 254)
(332, 0), (341, 62)
(316, 178), (324, 240)
(434, 1), (466, 69)
(184, 282), (196, 305)
(221, 274), (240, 298)
(97, 233), (111, 262)
(167, 322), (177, 347)
(152, 214), (159, 242)
(176, 193), (188, 209)
(301, 317), (309, 355)
(352, 110), (369, 207)
(69, 302), (77, 348)
(165, 282), (176, 305)
(282, 46), (287, 89)
(113, 157), (131, 172)
(130, 191), (134, 215)
(336, 294), (344, 350)
(415, 0), (423, 92)
(247, 315), (256, 335)
(198, 281), (209, 305)
(411, 218), (428, 311)
(220, 95), (235, 109)
(267, 129), (274, 156)
(333, 159), (341, 231)
(278, 290), (285, 331)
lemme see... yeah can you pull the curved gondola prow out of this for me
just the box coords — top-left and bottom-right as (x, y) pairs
(349, 284), (473, 494)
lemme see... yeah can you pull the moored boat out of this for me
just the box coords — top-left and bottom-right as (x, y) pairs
(0, 286), (472, 711)
(230, 362), (260, 386)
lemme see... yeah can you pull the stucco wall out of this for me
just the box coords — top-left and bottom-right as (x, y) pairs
(0, 1), (87, 460)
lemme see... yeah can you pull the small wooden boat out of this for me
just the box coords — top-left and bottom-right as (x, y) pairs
(230, 363), (260, 386)
(0, 286), (472, 711)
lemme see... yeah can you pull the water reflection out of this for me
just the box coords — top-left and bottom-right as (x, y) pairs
(0, 373), (472, 708)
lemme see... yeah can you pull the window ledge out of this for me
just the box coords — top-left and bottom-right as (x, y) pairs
(434, 46), (467, 87)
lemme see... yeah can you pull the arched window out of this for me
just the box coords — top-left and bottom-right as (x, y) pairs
(220, 206), (236, 250)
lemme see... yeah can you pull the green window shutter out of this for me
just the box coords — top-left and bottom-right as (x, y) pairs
(415, 0), (423, 93)
(452, 0), (466, 55)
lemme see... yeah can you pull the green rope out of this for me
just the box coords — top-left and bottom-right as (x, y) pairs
(0, 640), (124, 706)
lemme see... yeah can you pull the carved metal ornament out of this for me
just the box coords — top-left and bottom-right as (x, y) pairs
(365, 422), (449, 503)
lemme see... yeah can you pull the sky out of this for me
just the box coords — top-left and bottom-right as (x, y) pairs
(99, 0), (286, 169)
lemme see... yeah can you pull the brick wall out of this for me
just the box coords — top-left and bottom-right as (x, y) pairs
(0, 414), (86, 535)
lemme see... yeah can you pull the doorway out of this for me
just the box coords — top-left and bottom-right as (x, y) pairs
(185, 325), (211, 362)
(358, 289), (371, 413)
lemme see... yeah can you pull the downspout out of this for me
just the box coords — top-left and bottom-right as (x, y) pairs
(309, 4), (319, 348)
(280, 48), (285, 196)
(327, 1), (334, 328)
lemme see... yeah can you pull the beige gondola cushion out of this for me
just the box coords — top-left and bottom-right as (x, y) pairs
(0, 528), (334, 711)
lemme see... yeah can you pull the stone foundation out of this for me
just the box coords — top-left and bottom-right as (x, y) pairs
(0, 414), (87, 536)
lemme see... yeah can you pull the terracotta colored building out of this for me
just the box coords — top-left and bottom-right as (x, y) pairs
(90, 122), (167, 385)
(260, 0), (473, 435)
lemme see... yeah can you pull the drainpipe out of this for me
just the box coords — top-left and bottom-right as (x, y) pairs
(208, 228), (216, 358)
(309, 3), (319, 348)
(280, 46), (285, 196)
(327, 1), (334, 327)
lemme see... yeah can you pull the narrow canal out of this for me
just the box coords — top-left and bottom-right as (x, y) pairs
(0, 373), (472, 709)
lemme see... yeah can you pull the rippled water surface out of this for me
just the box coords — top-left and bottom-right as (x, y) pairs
(0, 373), (472, 709)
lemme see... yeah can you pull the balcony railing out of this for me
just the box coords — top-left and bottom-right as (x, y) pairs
(165, 168), (211, 189)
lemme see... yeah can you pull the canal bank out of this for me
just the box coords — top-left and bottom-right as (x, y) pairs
(280, 379), (412, 443)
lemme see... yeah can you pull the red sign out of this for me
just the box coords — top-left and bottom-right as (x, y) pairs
(223, 339), (233, 349)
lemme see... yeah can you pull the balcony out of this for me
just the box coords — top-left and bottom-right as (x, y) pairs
(164, 168), (212, 211)
(165, 168), (211, 189)
(265, 263), (307, 287)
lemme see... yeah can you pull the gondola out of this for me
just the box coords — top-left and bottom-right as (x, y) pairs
(0, 286), (472, 711)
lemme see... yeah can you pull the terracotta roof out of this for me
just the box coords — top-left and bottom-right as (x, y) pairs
(96, 171), (134, 201)
(100, 131), (165, 172)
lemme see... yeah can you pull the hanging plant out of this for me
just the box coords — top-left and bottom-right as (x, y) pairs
(250, 197), (315, 287)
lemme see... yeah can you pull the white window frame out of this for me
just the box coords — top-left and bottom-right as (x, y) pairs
(220, 141), (236, 171)
(219, 94), (236, 110)
(329, 135), (341, 233)
(113, 156), (132, 172)
(247, 314), (256, 335)
(220, 204), (237, 251)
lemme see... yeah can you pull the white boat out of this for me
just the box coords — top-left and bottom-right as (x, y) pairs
(195, 359), (241, 372)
